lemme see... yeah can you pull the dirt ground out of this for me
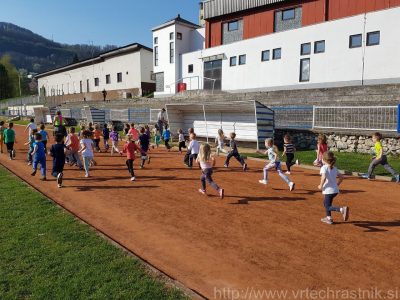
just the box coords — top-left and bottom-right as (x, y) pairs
(1, 125), (400, 299)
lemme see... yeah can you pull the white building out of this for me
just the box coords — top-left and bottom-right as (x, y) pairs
(36, 43), (155, 103)
(152, 1), (400, 97)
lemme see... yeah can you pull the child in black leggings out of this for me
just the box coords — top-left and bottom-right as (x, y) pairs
(282, 134), (299, 175)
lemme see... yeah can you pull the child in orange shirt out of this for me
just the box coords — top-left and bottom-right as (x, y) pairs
(93, 124), (103, 152)
(122, 134), (142, 181)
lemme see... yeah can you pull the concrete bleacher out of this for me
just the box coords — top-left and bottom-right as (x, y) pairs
(57, 83), (400, 111)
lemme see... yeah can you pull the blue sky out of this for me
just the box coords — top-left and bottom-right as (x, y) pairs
(0, 0), (200, 47)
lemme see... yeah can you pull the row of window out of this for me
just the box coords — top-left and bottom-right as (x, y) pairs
(301, 40), (325, 55)
(94, 72), (123, 86)
(154, 32), (182, 45)
(226, 7), (296, 33)
(350, 31), (380, 48)
(229, 48), (282, 67)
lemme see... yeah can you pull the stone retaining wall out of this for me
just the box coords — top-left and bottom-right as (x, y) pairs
(275, 129), (400, 155)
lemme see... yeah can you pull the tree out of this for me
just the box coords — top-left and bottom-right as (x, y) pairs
(0, 54), (19, 97)
(0, 63), (12, 100)
(72, 53), (79, 64)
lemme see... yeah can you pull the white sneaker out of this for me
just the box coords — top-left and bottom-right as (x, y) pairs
(289, 182), (295, 191)
(85, 173), (89, 178)
(342, 207), (349, 221)
(130, 177), (136, 181)
(321, 217), (333, 225)
(296, 159), (300, 165)
(259, 180), (268, 185)
(285, 171), (291, 175)
(57, 184), (62, 188)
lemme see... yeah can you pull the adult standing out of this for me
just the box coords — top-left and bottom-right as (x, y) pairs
(53, 111), (67, 137)
(102, 89), (107, 102)
(157, 108), (167, 136)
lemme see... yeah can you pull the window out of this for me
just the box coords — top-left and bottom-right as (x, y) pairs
(282, 8), (295, 21)
(301, 43), (311, 55)
(273, 48), (282, 60)
(169, 32), (174, 40)
(154, 37), (158, 45)
(230, 56), (237, 67)
(300, 58), (310, 82)
(228, 21), (239, 31)
(314, 40), (325, 54)
(367, 31), (380, 46)
(154, 46), (159, 66)
(261, 50), (270, 62)
(188, 64), (193, 73)
(106, 74), (111, 84)
(94, 78), (99, 87)
(349, 34), (362, 48)
(117, 72), (122, 83)
(239, 54), (246, 65)
(169, 42), (174, 63)
(177, 32), (182, 40)
(150, 71), (156, 81)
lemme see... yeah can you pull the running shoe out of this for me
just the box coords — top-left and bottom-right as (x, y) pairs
(31, 170), (37, 176)
(130, 177), (136, 181)
(342, 207), (349, 221)
(243, 163), (248, 171)
(219, 188), (224, 200)
(289, 182), (295, 191)
(57, 173), (63, 188)
(321, 217), (333, 225)
(259, 180), (268, 185)
(395, 175), (399, 183)
(198, 189), (206, 195)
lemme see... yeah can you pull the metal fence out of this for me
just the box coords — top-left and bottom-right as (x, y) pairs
(150, 109), (162, 123)
(272, 106), (313, 129)
(0, 95), (41, 110)
(313, 106), (399, 132)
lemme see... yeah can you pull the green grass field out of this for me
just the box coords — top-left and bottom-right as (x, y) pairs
(243, 150), (400, 177)
(0, 166), (188, 300)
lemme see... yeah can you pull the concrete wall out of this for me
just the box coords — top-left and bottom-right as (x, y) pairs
(177, 7), (400, 94)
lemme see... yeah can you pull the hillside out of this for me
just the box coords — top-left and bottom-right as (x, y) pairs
(0, 22), (117, 74)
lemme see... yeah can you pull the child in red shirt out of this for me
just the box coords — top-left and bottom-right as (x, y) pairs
(66, 127), (83, 169)
(122, 134), (141, 181)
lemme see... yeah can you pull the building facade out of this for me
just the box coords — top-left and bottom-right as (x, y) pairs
(153, 0), (400, 97)
(36, 43), (155, 103)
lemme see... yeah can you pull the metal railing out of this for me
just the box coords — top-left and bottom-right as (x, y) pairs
(166, 76), (217, 95)
(312, 105), (398, 132)
(272, 106), (313, 129)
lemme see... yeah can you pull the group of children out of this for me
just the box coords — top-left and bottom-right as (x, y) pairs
(1, 116), (399, 226)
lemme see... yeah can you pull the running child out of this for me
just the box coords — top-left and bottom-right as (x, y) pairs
(187, 133), (200, 168)
(25, 129), (38, 165)
(257, 138), (295, 191)
(93, 124), (103, 152)
(0, 121), (4, 154)
(79, 130), (95, 177)
(30, 133), (46, 181)
(153, 126), (161, 148)
(215, 129), (227, 156)
(24, 118), (37, 139)
(122, 134), (142, 181)
(50, 134), (68, 188)
(123, 124), (130, 137)
(184, 128), (195, 166)
(314, 134), (328, 167)
(38, 124), (49, 152)
(110, 126), (122, 156)
(78, 125), (86, 138)
(318, 151), (349, 225)
(138, 127), (151, 168)
(66, 127), (83, 169)
(3, 122), (16, 160)
(196, 143), (224, 199)
(163, 125), (171, 151)
(282, 134), (299, 175)
(88, 122), (94, 132)
(178, 129), (186, 153)
(129, 123), (140, 141)
(224, 132), (247, 171)
(362, 132), (399, 182)
(102, 124), (110, 151)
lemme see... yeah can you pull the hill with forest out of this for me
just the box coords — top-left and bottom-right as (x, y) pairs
(0, 22), (117, 74)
